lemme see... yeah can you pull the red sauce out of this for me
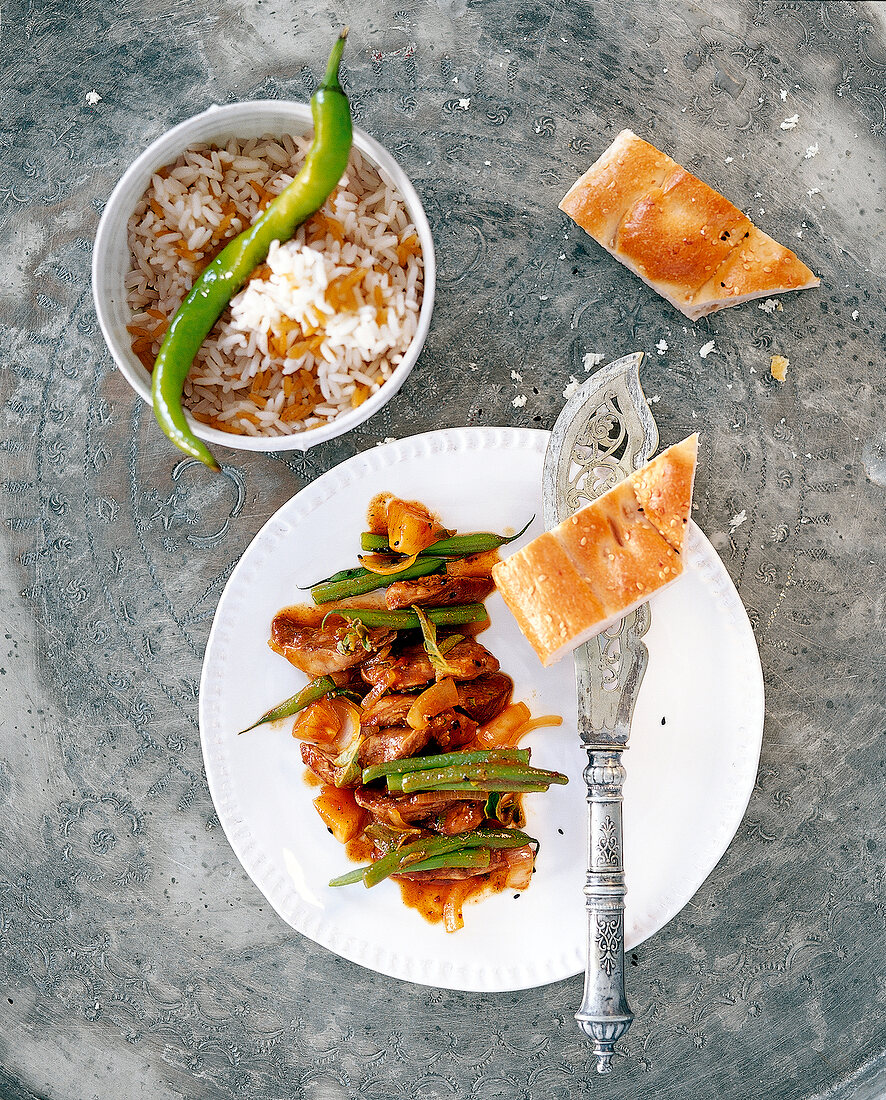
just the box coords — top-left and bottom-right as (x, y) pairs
(366, 492), (393, 534)
(345, 835), (373, 863)
(395, 864), (514, 927)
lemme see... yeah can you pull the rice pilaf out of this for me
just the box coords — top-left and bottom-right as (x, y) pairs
(125, 134), (423, 437)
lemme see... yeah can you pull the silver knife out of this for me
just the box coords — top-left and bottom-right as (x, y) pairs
(542, 351), (658, 1074)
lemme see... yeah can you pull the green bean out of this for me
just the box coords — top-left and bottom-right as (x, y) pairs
(363, 827), (536, 888)
(311, 556), (446, 604)
(359, 516), (534, 556)
(361, 748), (530, 786)
(328, 866), (366, 887)
(305, 565), (367, 589)
(320, 603), (487, 631)
(237, 674), (336, 735)
(151, 30), (352, 469)
(398, 848), (492, 875)
(397, 762), (568, 794)
(328, 847), (491, 888)
(407, 780), (551, 793)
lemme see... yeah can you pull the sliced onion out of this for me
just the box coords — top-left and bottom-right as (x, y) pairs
(472, 702), (531, 748)
(519, 714), (563, 735)
(291, 697), (342, 746)
(358, 552), (419, 576)
(407, 677), (459, 730)
(443, 880), (476, 933)
(330, 696), (363, 751)
(503, 844), (535, 891)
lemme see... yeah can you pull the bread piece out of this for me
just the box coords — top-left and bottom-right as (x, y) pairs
(632, 434), (697, 551)
(490, 532), (606, 664)
(492, 435), (698, 666)
(559, 130), (819, 320)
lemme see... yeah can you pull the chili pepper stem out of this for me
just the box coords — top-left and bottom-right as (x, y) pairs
(324, 27), (349, 88)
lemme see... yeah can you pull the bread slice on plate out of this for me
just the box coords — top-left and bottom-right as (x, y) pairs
(559, 130), (819, 320)
(492, 434), (698, 666)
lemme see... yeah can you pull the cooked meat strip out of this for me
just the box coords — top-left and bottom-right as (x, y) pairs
(358, 726), (432, 768)
(438, 638), (499, 680)
(300, 742), (339, 786)
(426, 709), (477, 750)
(354, 788), (486, 827)
(436, 801), (486, 835)
(270, 612), (393, 677)
(361, 643), (434, 690)
(361, 639), (499, 690)
(360, 693), (414, 730)
(385, 574), (495, 610)
(455, 672), (514, 724)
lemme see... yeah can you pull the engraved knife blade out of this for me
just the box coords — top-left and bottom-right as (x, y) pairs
(542, 351), (658, 1074)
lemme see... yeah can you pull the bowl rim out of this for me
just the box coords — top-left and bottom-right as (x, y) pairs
(92, 99), (436, 453)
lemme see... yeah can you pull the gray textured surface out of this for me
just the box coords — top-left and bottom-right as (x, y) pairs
(2, 0), (886, 1097)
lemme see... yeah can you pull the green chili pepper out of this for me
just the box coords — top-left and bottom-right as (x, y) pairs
(311, 556), (446, 604)
(320, 603), (487, 631)
(359, 516), (534, 556)
(151, 29), (353, 469)
(236, 673), (338, 735)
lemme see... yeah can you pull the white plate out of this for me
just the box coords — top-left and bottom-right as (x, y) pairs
(199, 427), (764, 991)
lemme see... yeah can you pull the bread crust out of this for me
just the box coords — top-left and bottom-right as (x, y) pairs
(492, 435), (699, 665)
(560, 130), (819, 319)
(559, 130), (673, 247)
(632, 434), (698, 551)
(556, 483), (682, 618)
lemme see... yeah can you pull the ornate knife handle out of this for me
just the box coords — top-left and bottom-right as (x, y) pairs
(575, 746), (632, 1074)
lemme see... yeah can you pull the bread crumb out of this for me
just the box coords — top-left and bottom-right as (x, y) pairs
(780, 89), (788, 102)
(699, 340), (716, 359)
(851, 310), (859, 321)
(656, 339), (668, 354)
(770, 354), (789, 381)
(86, 90), (102, 105)
(758, 298), (783, 314)
(582, 351), (605, 371)
(781, 114), (799, 130)
(512, 394), (527, 408)
(563, 376), (581, 399)
(729, 510), (747, 531)
(804, 143), (819, 159)
(458, 98), (470, 109)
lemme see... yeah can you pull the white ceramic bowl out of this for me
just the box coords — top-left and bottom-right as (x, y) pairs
(92, 100), (436, 453)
